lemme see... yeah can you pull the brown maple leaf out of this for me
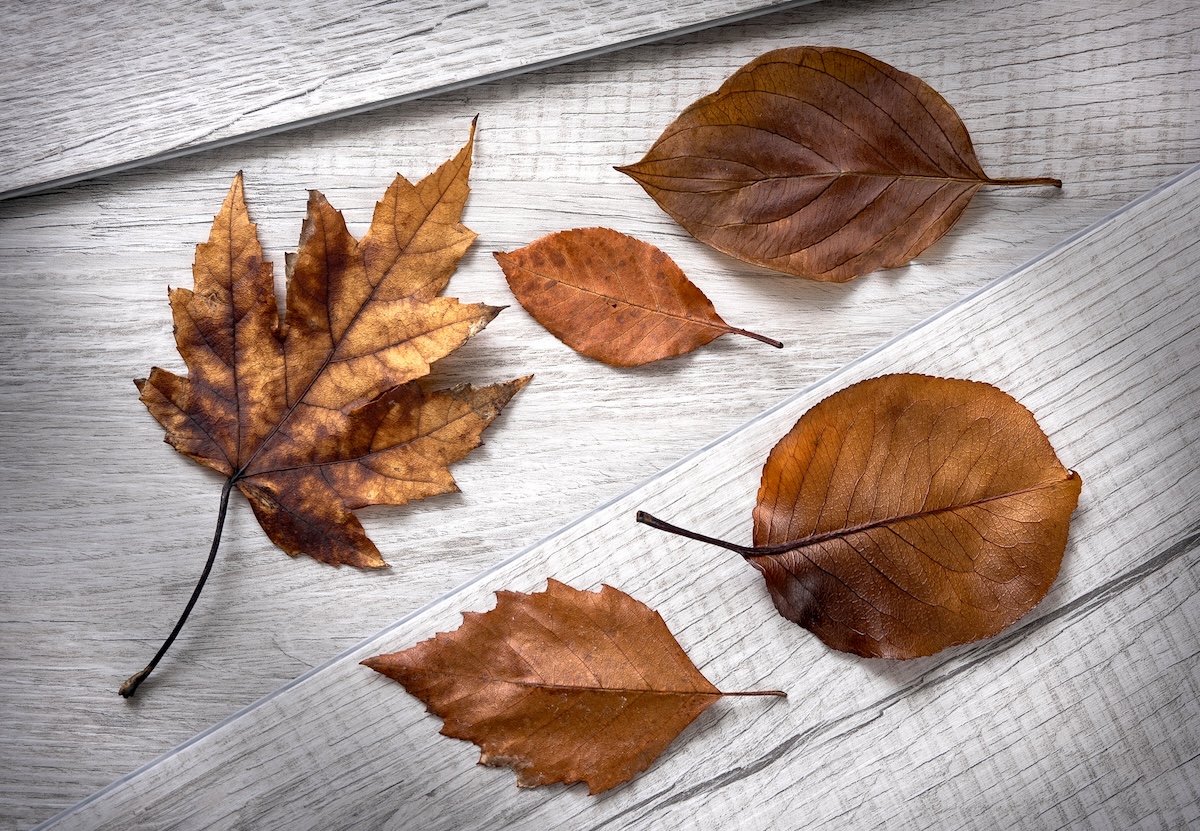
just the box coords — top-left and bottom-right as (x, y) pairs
(363, 579), (784, 794)
(618, 46), (1060, 282)
(639, 374), (1081, 659)
(123, 122), (529, 696)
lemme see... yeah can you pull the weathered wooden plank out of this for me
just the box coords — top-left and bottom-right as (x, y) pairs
(2, 0), (1197, 826)
(31, 162), (1200, 830)
(0, 0), (815, 199)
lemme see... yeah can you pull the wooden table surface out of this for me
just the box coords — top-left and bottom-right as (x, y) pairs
(1, 0), (1197, 828)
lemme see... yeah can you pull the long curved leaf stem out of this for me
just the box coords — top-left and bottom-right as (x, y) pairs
(119, 478), (235, 698)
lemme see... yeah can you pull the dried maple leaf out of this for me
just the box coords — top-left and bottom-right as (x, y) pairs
(640, 374), (1082, 659)
(123, 123), (529, 696)
(363, 579), (784, 794)
(493, 227), (781, 366)
(618, 46), (1061, 282)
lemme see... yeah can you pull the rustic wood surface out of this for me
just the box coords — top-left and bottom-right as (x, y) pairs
(0, 0), (814, 199)
(25, 141), (1200, 831)
(1, 0), (1197, 827)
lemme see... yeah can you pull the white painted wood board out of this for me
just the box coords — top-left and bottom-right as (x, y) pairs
(31, 157), (1200, 831)
(0, 0), (816, 199)
(1, 0), (1197, 826)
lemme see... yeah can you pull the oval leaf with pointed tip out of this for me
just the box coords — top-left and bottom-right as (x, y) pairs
(618, 46), (1060, 282)
(639, 374), (1081, 659)
(363, 579), (784, 794)
(494, 227), (781, 366)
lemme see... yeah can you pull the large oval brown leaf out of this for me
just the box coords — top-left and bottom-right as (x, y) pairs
(494, 227), (780, 366)
(363, 579), (783, 794)
(618, 46), (1060, 282)
(640, 374), (1081, 659)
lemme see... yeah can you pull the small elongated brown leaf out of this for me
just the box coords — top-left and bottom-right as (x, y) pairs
(618, 46), (1060, 282)
(363, 579), (784, 794)
(639, 374), (1081, 659)
(493, 227), (781, 366)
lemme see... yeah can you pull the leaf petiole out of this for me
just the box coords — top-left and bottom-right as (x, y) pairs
(723, 326), (784, 349)
(721, 689), (787, 697)
(119, 478), (235, 698)
(636, 510), (806, 558)
(636, 510), (759, 557)
(985, 175), (1062, 188)
(636, 510), (849, 559)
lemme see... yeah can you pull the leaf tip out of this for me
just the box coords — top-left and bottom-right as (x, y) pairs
(226, 171), (247, 202)
(613, 162), (650, 187)
(463, 116), (478, 153)
(361, 550), (391, 569)
(475, 304), (505, 330)
(360, 654), (388, 673)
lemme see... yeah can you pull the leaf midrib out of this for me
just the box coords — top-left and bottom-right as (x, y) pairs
(750, 473), (1078, 559)
(229, 157), (467, 483)
(631, 163), (993, 187)
(405, 671), (722, 697)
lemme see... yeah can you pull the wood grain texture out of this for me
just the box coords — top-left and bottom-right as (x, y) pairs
(28, 152), (1200, 831)
(0, 0), (814, 199)
(1, 0), (1197, 826)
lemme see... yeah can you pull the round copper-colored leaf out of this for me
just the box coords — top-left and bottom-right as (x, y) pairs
(750, 374), (1081, 658)
(618, 46), (1059, 282)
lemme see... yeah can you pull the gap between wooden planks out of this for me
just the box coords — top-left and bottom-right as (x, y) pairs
(33, 163), (1200, 830)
